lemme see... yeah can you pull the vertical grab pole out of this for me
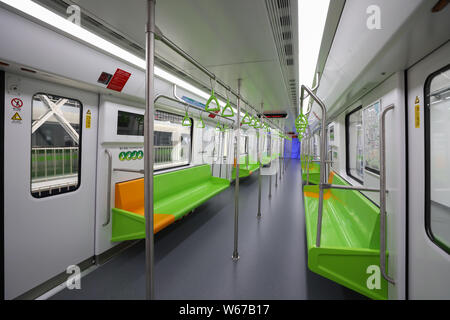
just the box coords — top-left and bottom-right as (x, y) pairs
(103, 149), (112, 227)
(144, 0), (156, 300)
(279, 121), (282, 181)
(380, 104), (395, 284)
(269, 133), (272, 198)
(300, 85), (327, 248)
(306, 133), (311, 185)
(257, 102), (263, 219)
(232, 79), (242, 261)
(279, 136), (282, 181)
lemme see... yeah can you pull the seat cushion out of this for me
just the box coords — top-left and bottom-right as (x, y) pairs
(155, 179), (229, 219)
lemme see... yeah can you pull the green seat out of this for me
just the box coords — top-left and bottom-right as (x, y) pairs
(303, 172), (388, 300)
(261, 155), (271, 166)
(155, 178), (229, 220)
(301, 161), (321, 185)
(111, 164), (230, 242)
(232, 155), (260, 179)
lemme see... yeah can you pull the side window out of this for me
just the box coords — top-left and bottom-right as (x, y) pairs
(425, 65), (450, 253)
(31, 93), (82, 198)
(116, 109), (193, 170)
(117, 110), (144, 136)
(154, 110), (192, 170)
(363, 101), (381, 174)
(345, 106), (364, 183)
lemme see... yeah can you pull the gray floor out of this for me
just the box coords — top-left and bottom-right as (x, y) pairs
(51, 159), (366, 300)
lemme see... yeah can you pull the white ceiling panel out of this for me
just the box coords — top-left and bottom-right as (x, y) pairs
(63, 0), (298, 124)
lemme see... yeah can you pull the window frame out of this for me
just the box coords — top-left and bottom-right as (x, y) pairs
(153, 109), (194, 172)
(30, 92), (83, 198)
(424, 63), (450, 254)
(345, 105), (364, 184)
(362, 99), (382, 176)
(116, 110), (144, 136)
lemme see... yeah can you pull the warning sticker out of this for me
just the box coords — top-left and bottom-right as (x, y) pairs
(11, 97), (23, 109)
(86, 110), (91, 129)
(106, 68), (131, 92)
(11, 112), (22, 121)
(414, 96), (420, 128)
(415, 105), (420, 128)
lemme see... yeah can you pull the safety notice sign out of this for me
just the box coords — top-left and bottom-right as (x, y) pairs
(11, 112), (22, 121)
(11, 98), (23, 109)
(107, 68), (131, 92)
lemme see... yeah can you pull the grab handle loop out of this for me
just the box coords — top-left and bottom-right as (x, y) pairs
(197, 114), (205, 128)
(215, 121), (224, 132)
(221, 99), (235, 117)
(182, 107), (192, 127)
(205, 79), (220, 112)
(241, 112), (252, 125)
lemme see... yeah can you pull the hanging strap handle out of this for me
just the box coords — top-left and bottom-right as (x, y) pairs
(241, 112), (252, 125)
(205, 78), (221, 112)
(182, 107), (192, 127)
(197, 114), (205, 128)
(215, 121), (224, 132)
(221, 89), (235, 117)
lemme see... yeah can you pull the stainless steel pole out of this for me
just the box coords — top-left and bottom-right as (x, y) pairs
(279, 133), (282, 182)
(232, 79), (242, 261)
(144, 0), (156, 300)
(257, 102), (262, 219)
(269, 175), (272, 198)
(300, 85), (327, 248)
(380, 104), (395, 284)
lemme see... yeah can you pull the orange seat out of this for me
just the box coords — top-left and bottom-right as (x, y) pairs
(114, 179), (175, 234)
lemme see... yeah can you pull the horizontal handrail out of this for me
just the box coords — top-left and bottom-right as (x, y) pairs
(113, 168), (145, 174)
(322, 184), (383, 193)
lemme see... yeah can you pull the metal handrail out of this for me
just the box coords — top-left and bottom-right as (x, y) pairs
(300, 85), (327, 250)
(322, 184), (382, 193)
(380, 104), (395, 284)
(305, 93), (395, 285)
(172, 85), (235, 123)
(113, 168), (145, 174)
(103, 149), (112, 227)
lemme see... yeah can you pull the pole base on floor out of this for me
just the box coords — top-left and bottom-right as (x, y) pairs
(232, 254), (240, 261)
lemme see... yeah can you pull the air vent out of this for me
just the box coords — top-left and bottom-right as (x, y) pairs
(280, 15), (291, 26)
(284, 44), (293, 55)
(265, 0), (299, 116)
(277, 0), (290, 9)
(282, 31), (292, 40)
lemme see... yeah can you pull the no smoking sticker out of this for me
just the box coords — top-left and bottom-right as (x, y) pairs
(11, 98), (23, 109)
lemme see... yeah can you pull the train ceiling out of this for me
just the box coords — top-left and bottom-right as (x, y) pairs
(307, 0), (450, 129)
(36, 0), (299, 130)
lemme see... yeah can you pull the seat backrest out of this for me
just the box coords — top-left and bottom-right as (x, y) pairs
(154, 164), (212, 201)
(330, 173), (380, 249)
(115, 178), (144, 212)
(115, 164), (213, 211)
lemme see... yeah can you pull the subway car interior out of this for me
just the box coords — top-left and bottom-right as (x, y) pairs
(1, 0), (450, 303)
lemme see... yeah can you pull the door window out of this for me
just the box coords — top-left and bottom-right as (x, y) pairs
(31, 93), (82, 198)
(425, 65), (450, 253)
